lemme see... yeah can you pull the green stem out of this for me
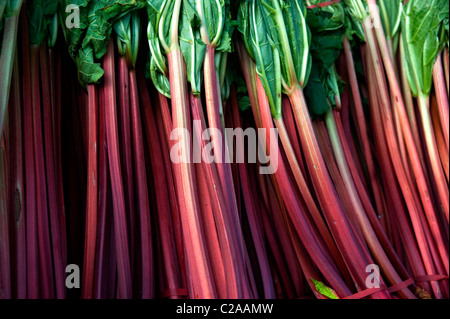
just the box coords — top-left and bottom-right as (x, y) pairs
(398, 34), (428, 174)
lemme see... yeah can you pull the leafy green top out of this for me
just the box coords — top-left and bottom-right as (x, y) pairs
(27, 0), (58, 46)
(238, 0), (312, 119)
(114, 11), (141, 68)
(303, 1), (346, 117)
(146, 0), (171, 97)
(377, 0), (402, 39)
(179, 0), (206, 96)
(401, 0), (448, 97)
(59, 0), (143, 86)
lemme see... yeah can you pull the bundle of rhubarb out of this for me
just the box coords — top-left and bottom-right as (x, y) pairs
(0, 0), (448, 300)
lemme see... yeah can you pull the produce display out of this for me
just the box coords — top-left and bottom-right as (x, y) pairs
(0, 0), (448, 300)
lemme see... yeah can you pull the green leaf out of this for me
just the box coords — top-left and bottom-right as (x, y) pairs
(76, 47), (104, 85)
(114, 11), (141, 67)
(27, 0), (58, 45)
(47, 12), (58, 47)
(59, 0), (93, 85)
(401, 0), (445, 97)
(82, 0), (144, 60)
(438, 0), (449, 49)
(146, 0), (171, 94)
(307, 1), (346, 32)
(311, 278), (339, 299)
(238, 95), (251, 112)
(150, 56), (171, 98)
(247, 0), (282, 118)
(303, 65), (330, 117)
(0, 2), (7, 21)
(343, 0), (368, 22)
(237, 1), (254, 60)
(195, 0), (225, 46)
(146, 0), (168, 70)
(256, 0), (311, 89)
(59, 0), (143, 86)
(304, 3), (347, 115)
(179, 0), (206, 96)
(377, 0), (402, 39)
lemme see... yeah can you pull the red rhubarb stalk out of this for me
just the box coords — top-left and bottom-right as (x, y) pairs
(31, 44), (54, 299)
(432, 53), (449, 152)
(9, 51), (26, 298)
(40, 44), (66, 299)
(21, 12), (38, 298)
(82, 84), (98, 299)
(129, 69), (155, 298)
(103, 40), (132, 298)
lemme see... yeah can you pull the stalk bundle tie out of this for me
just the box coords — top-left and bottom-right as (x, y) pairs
(414, 274), (449, 283)
(343, 286), (388, 299)
(160, 288), (189, 299)
(307, 0), (343, 9)
(344, 275), (449, 299)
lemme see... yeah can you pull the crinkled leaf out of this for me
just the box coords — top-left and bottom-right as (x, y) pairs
(76, 47), (104, 85)
(82, 0), (144, 60)
(59, 0), (142, 86)
(215, 13), (235, 53)
(377, 0), (402, 39)
(309, 29), (345, 80)
(344, 9), (365, 42)
(59, 0), (93, 85)
(311, 278), (339, 299)
(307, 1), (346, 32)
(402, 0), (444, 97)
